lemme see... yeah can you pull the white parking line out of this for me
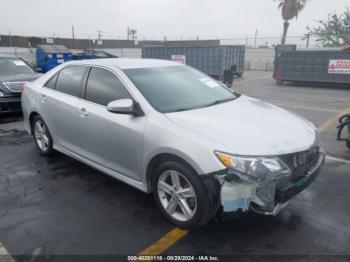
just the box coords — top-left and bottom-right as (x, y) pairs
(0, 242), (15, 262)
(326, 155), (350, 165)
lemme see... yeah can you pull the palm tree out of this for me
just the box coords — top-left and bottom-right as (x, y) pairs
(275, 0), (308, 44)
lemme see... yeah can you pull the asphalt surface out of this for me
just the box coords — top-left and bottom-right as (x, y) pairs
(0, 71), (349, 260)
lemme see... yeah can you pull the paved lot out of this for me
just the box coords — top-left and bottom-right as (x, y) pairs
(0, 71), (349, 260)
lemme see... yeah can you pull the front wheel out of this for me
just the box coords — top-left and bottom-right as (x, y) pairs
(32, 115), (54, 156)
(152, 161), (211, 229)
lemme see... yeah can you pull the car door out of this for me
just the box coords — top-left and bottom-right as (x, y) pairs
(77, 66), (146, 181)
(40, 66), (88, 153)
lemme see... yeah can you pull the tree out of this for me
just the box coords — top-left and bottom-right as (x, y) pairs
(275, 0), (308, 45)
(306, 9), (350, 47)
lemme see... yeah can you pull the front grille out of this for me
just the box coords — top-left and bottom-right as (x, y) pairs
(274, 146), (322, 204)
(279, 146), (320, 180)
(3, 82), (25, 93)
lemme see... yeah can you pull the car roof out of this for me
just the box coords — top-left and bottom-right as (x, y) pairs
(64, 58), (183, 69)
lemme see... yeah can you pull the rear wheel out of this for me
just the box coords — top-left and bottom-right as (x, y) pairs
(276, 80), (284, 86)
(152, 161), (211, 229)
(32, 115), (54, 156)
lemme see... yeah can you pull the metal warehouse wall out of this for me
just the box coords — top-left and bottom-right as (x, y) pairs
(0, 47), (36, 66)
(0, 47), (142, 66)
(0, 35), (220, 49)
(0, 35), (139, 49)
(245, 48), (275, 71)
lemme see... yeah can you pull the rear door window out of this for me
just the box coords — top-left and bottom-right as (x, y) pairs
(85, 67), (131, 106)
(55, 66), (86, 97)
(45, 74), (58, 89)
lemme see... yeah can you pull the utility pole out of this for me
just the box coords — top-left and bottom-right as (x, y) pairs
(131, 30), (137, 40)
(254, 29), (258, 48)
(127, 27), (137, 41)
(97, 30), (103, 40)
(9, 30), (12, 48)
(306, 33), (310, 48)
(72, 25), (75, 39)
(127, 27), (130, 40)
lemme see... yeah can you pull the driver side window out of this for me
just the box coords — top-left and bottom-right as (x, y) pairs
(85, 67), (131, 106)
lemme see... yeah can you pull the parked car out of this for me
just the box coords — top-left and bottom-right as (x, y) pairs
(0, 55), (41, 114)
(22, 58), (325, 228)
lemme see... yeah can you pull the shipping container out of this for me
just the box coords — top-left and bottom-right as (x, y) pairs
(142, 45), (245, 80)
(274, 45), (350, 85)
(36, 45), (73, 73)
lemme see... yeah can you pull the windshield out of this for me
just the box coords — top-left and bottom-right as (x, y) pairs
(124, 65), (238, 113)
(0, 58), (35, 77)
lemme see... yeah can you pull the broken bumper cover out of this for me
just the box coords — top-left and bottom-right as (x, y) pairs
(275, 150), (325, 204)
(204, 149), (325, 215)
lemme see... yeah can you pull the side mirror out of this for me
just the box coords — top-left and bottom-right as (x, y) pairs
(107, 99), (144, 116)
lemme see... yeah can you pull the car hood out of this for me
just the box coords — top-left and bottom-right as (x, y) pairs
(0, 73), (41, 83)
(166, 95), (317, 156)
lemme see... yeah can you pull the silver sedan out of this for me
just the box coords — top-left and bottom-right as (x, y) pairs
(22, 59), (325, 228)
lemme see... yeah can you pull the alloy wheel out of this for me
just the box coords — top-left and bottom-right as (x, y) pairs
(157, 170), (197, 222)
(34, 119), (50, 152)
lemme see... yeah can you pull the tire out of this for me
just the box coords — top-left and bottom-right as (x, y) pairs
(346, 140), (350, 150)
(152, 160), (211, 229)
(32, 115), (54, 156)
(236, 72), (243, 78)
(276, 80), (284, 86)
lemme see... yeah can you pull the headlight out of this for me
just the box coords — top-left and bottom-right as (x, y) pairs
(214, 151), (291, 180)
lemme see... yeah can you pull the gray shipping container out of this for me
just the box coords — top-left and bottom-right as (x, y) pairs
(142, 45), (245, 79)
(274, 45), (350, 85)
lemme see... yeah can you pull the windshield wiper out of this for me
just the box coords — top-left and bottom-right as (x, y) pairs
(172, 98), (236, 113)
(173, 105), (203, 112)
(201, 97), (236, 108)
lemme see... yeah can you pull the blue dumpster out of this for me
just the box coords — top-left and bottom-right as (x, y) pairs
(36, 45), (73, 73)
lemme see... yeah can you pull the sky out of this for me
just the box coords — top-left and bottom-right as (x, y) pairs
(0, 0), (348, 41)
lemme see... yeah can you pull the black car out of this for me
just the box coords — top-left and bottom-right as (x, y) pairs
(0, 55), (41, 114)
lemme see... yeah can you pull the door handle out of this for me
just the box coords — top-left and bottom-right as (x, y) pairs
(79, 108), (89, 117)
(40, 94), (47, 102)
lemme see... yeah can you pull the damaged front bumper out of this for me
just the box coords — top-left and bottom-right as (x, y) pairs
(204, 149), (325, 216)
